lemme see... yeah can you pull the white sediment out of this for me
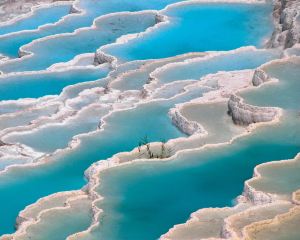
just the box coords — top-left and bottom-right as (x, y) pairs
(1, 52), (286, 239)
(65, 66), (283, 240)
(227, 94), (279, 126)
(243, 205), (300, 240)
(244, 153), (300, 205)
(268, 0), (300, 48)
(0, 47), (258, 172)
(168, 108), (206, 135)
(159, 56), (300, 240)
(0, 190), (90, 240)
(161, 203), (251, 240)
(1, 63), (260, 239)
(94, 0), (268, 68)
(0, 0), (73, 23)
(0, 9), (158, 74)
(1, 0), (297, 238)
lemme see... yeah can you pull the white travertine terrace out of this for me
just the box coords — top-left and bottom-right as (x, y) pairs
(244, 205), (300, 240)
(0, 0), (299, 239)
(159, 58), (299, 240)
(0, 0), (73, 22)
(169, 109), (205, 135)
(66, 68), (272, 240)
(268, 0), (300, 48)
(252, 68), (270, 86)
(227, 67), (279, 126)
(227, 94), (279, 126)
(93, 12), (167, 68)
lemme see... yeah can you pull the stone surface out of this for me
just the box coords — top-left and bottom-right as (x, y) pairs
(268, 0), (300, 48)
(168, 108), (204, 136)
(227, 94), (278, 126)
(0, 0), (73, 22)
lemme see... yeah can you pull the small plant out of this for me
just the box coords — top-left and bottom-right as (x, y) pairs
(137, 135), (173, 159)
(103, 84), (110, 94)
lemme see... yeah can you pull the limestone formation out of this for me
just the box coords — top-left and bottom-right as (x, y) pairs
(227, 95), (278, 126)
(268, 0), (300, 48)
(168, 108), (204, 135)
(252, 68), (270, 86)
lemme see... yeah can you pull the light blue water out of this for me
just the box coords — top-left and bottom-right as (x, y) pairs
(92, 59), (300, 240)
(0, 4), (71, 36)
(5, 86), (206, 152)
(0, 158), (28, 171)
(0, 12), (157, 73)
(103, 3), (273, 62)
(96, 122), (299, 240)
(0, 0), (184, 58)
(20, 198), (92, 240)
(0, 67), (108, 101)
(0, 104), (58, 131)
(0, 93), (197, 235)
(5, 106), (109, 153)
(157, 49), (280, 83)
(0, 1), (282, 238)
(241, 59), (300, 111)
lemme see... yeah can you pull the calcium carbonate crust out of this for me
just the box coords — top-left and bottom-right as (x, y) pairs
(268, 0), (300, 48)
(1, 0), (298, 239)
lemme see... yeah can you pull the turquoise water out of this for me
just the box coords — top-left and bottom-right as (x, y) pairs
(0, 94), (195, 234)
(95, 121), (299, 240)
(19, 197), (92, 240)
(0, 0), (285, 238)
(0, 67), (108, 101)
(156, 49), (280, 83)
(241, 59), (300, 111)
(0, 12), (157, 73)
(90, 60), (300, 240)
(5, 105), (109, 153)
(0, 0), (183, 58)
(0, 104), (58, 131)
(0, 4), (71, 36)
(103, 3), (273, 62)
(111, 49), (279, 91)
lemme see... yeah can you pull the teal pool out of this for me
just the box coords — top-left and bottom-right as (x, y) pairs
(155, 49), (280, 84)
(94, 117), (299, 240)
(0, 67), (108, 101)
(103, 2), (273, 62)
(0, 92), (197, 234)
(0, 4), (71, 36)
(0, 0), (293, 238)
(84, 58), (300, 240)
(0, 12), (157, 73)
(0, 0), (184, 58)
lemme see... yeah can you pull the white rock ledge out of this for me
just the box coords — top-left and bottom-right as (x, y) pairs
(227, 94), (278, 126)
(94, 51), (115, 66)
(252, 68), (270, 86)
(243, 183), (274, 205)
(268, 0), (300, 48)
(168, 108), (205, 136)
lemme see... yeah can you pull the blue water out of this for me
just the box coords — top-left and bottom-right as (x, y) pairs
(21, 198), (92, 240)
(241, 60), (300, 111)
(96, 127), (299, 240)
(0, 96), (190, 235)
(92, 60), (300, 240)
(0, 67), (108, 101)
(157, 49), (280, 83)
(0, 0), (184, 58)
(103, 3), (273, 62)
(0, 12), (157, 73)
(0, 4), (71, 36)
(0, 0), (284, 238)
